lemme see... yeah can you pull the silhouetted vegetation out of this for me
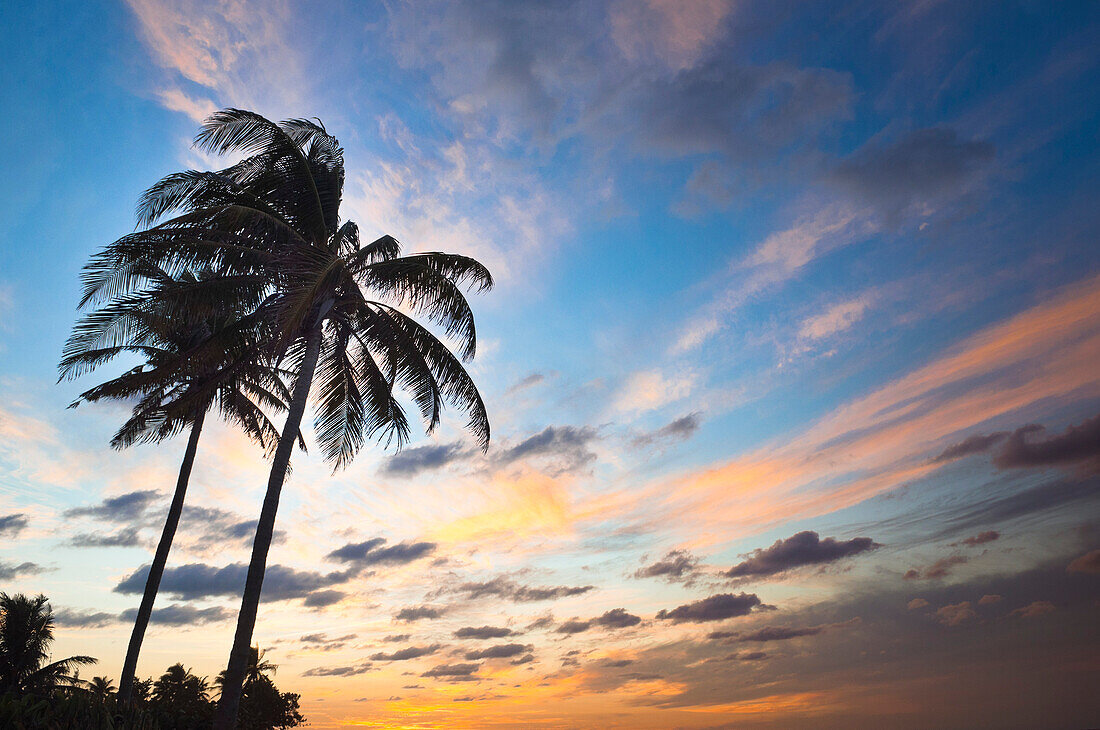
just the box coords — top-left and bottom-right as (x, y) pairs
(0, 593), (304, 729)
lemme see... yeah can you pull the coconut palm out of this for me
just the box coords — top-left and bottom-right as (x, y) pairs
(89, 675), (115, 700)
(59, 267), (298, 705)
(78, 109), (493, 728)
(150, 663), (213, 728)
(0, 593), (96, 696)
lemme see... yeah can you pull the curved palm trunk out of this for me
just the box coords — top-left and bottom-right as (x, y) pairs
(117, 408), (206, 706)
(214, 328), (322, 730)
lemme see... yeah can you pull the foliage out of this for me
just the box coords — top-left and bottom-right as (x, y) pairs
(0, 690), (159, 730)
(0, 594), (95, 696)
(148, 664), (212, 730)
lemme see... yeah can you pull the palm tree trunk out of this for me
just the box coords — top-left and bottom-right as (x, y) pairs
(117, 408), (206, 707)
(214, 327), (323, 730)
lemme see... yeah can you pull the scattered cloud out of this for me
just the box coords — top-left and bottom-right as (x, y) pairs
(1010, 601), (1056, 619)
(120, 603), (233, 626)
(53, 608), (117, 628)
(634, 549), (699, 582)
(1067, 549), (1100, 575)
(449, 576), (595, 603)
(961, 531), (1000, 547)
(613, 370), (696, 413)
(656, 593), (765, 623)
(934, 601), (977, 627)
(326, 538), (437, 568)
(65, 490), (160, 522)
(394, 605), (448, 622)
(454, 626), (516, 640)
(421, 662), (480, 678)
(632, 413), (702, 448)
(994, 414), (1100, 474)
(370, 644), (444, 661)
(0, 561), (46, 581)
(70, 527), (143, 548)
(932, 432), (1009, 463)
(725, 531), (880, 579)
(382, 443), (470, 477)
(302, 663), (374, 677)
(0, 513), (28, 538)
(114, 562), (356, 602)
(463, 643), (531, 660)
(904, 555), (968, 581)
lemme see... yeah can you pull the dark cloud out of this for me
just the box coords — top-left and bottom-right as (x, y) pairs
(370, 644), (444, 661)
(64, 490), (159, 521)
(602, 658), (635, 668)
(1010, 600), (1056, 619)
(421, 662), (480, 678)
(593, 608), (641, 629)
(637, 58), (853, 163)
(831, 127), (995, 222)
(0, 513), (28, 538)
(995, 415), (1100, 473)
(302, 590), (347, 608)
(302, 663), (373, 677)
(120, 604), (232, 626)
(934, 601), (977, 627)
(656, 593), (764, 623)
(511, 653), (535, 665)
(938, 476), (1099, 537)
(453, 625), (515, 639)
(738, 651), (768, 661)
(495, 425), (599, 475)
(114, 562), (355, 601)
(634, 550), (699, 582)
(932, 432), (1009, 463)
(725, 626), (824, 643)
(382, 633), (412, 642)
(70, 527), (142, 548)
(382, 442), (470, 477)
(463, 643), (531, 660)
(326, 538), (436, 568)
(0, 561), (45, 580)
(300, 633), (358, 650)
(451, 576), (594, 603)
(725, 531), (880, 579)
(632, 413), (702, 448)
(526, 615), (555, 631)
(555, 619), (591, 634)
(53, 608), (117, 628)
(394, 605), (447, 622)
(905, 555), (968, 580)
(961, 531), (1000, 547)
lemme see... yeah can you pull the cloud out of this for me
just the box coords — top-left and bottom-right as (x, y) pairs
(0, 561), (45, 580)
(394, 605), (448, 622)
(656, 593), (765, 623)
(932, 432), (1009, 463)
(613, 370), (696, 414)
(632, 414), (702, 448)
(65, 490), (160, 521)
(453, 626), (516, 640)
(830, 127), (995, 223)
(994, 414), (1100, 473)
(302, 663), (374, 677)
(1067, 549), (1100, 575)
(505, 372), (547, 395)
(382, 443), (470, 477)
(114, 562), (355, 601)
(906, 598), (929, 610)
(463, 643), (531, 660)
(0, 513), (28, 538)
(154, 88), (217, 122)
(730, 626), (824, 643)
(725, 531), (880, 579)
(494, 425), (600, 475)
(53, 608), (117, 628)
(934, 601), (977, 627)
(300, 633), (358, 650)
(70, 528), (143, 548)
(609, 0), (734, 71)
(555, 619), (592, 634)
(797, 297), (870, 342)
(382, 634), (411, 643)
(450, 576), (594, 603)
(370, 644), (444, 661)
(593, 608), (642, 629)
(905, 555), (968, 581)
(302, 590), (347, 608)
(120, 604), (233, 626)
(1010, 601), (1056, 619)
(634, 549), (699, 582)
(961, 531), (1000, 547)
(421, 662), (480, 678)
(326, 538), (437, 568)
(978, 594), (1002, 606)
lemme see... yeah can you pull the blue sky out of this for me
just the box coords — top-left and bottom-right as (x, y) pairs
(1, 1), (1099, 727)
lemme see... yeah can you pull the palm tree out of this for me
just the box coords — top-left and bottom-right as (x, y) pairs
(78, 109), (493, 729)
(89, 675), (116, 700)
(150, 663), (213, 727)
(59, 267), (298, 705)
(0, 593), (96, 696)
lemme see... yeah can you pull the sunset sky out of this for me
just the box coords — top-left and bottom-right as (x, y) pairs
(1, 1), (1099, 728)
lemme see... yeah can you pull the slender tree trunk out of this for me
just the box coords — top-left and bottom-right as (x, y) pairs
(214, 328), (322, 730)
(117, 409), (206, 706)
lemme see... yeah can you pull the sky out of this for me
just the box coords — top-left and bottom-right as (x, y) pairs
(1, 0), (1099, 727)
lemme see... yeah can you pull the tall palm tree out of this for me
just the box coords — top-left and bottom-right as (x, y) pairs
(79, 109), (493, 728)
(150, 663), (213, 727)
(0, 593), (96, 696)
(59, 267), (298, 705)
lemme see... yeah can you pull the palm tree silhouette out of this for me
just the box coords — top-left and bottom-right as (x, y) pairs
(80, 109), (493, 728)
(0, 593), (96, 696)
(151, 663), (212, 725)
(60, 266), (298, 705)
(89, 675), (116, 700)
